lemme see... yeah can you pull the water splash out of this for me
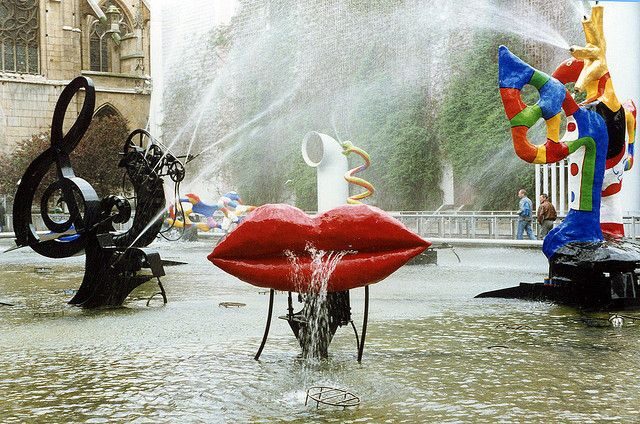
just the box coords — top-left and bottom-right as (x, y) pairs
(285, 244), (351, 293)
(285, 245), (352, 360)
(437, 0), (572, 50)
(569, 0), (591, 21)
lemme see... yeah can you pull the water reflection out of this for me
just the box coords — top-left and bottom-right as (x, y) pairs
(1, 240), (639, 421)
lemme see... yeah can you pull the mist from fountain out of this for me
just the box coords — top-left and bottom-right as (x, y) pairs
(153, 0), (580, 196)
(459, 119), (550, 210)
(569, 0), (591, 20)
(123, 0), (585, 247)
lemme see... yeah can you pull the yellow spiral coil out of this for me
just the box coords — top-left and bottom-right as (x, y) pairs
(342, 141), (375, 205)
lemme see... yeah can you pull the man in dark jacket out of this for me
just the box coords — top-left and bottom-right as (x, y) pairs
(537, 193), (557, 239)
(0, 202), (5, 233)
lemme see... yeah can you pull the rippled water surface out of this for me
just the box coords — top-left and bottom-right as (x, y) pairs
(1, 240), (639, 422)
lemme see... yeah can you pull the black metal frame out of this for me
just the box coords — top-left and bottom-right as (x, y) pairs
(12, 76), (184, 308)
(254, 286), (370, 361)
(13, 76), (98, 258)
(305, 386), (360, 409)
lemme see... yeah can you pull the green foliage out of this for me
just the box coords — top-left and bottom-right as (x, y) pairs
(220, 4), (442, 211)
(72, 115), (131, 197)
(345, 91), (442, 210)
(435, 34), (534, 210)
(222, 76), (442, 211)
(161, 1), (446, 211)
(0, 115), (130, 200)
(212, 26), (231, 49)
(346, 0), (404, 13)
(0, 132), (53, 198)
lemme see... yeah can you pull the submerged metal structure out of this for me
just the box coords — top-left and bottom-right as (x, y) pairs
(305, 386), (360, 409)
(11, 76), (185, 308)
(477, 241), (640, 311)
(254, 287), (368, 361)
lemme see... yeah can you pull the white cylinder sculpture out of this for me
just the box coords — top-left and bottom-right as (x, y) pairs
(302, 132), (349, 213)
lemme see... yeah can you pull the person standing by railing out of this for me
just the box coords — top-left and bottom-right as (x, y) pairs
(537, 193), (557, 239)
(0, 201), (5, 233)
(516, 189), (535, 240)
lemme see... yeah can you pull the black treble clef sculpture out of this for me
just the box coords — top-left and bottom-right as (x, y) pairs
(14, 76), (102, 257)
(12, 76), (185, 308)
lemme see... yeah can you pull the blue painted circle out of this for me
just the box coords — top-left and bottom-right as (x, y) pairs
(571, 191), (575, 203)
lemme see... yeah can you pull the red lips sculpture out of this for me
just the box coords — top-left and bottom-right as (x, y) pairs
(208, 203), (430, 292)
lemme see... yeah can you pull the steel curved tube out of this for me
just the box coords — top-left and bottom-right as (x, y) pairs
(254, 289), (275, 361)
(357, 285), (369, 363)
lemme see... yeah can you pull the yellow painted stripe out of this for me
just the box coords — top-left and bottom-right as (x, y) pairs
(533, 147), (546, 164)
(546, 113), (561, 143)
(625, 110), (636, 144)
(342, 141), (375, 204)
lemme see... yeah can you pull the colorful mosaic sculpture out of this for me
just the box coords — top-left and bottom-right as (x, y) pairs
(554, 5), (637, 238)
(166, 191), (256, 233)
(498, 46), (608, 258)
(480, 5), (640, 310)
(500, 4), (637, 250)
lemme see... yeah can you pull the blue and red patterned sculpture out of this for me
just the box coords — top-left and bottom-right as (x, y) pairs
(166, 191), (256, 233)
(551, 5), (637, 239)
(479, 5), (640, 310)
(498, 45), (608, 259)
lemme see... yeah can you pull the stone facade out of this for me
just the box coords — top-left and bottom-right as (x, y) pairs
(0, 0), (152, 155)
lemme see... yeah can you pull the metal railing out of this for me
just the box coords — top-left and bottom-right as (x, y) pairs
(389, 212), (640, 240)
(390, 212), (532, 239)
(0, 213), (132, 234)
(4, 211), (640, 241)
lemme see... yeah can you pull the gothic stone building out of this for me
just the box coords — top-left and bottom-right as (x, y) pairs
(0, 0), (152, 154)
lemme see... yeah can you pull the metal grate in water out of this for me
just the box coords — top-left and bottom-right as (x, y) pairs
(218, 302), (246, 308)
(305, 386), (360, 409)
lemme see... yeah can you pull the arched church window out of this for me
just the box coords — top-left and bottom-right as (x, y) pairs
(0, 0), (39, 74)
(90, 20), (110, 72)
(94, 103), (121, 119)
(89, 1), (130, 72)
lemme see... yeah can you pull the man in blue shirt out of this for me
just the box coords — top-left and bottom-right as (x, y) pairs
(516, 189), (535, 240)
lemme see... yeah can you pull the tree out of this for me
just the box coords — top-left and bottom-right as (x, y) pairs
(0, 115), (131, 203)
(435, 34), (533, 210)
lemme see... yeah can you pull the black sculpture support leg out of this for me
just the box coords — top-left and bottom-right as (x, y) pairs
(69, 239), (164, 308)
(68, 234), (111, 306)
(282, 291), (352, 359)
(287, 291), (294, 318)
(299, 292), (351, 358)
(255, 289), (275, 360)
(357, 285), (369, 363)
